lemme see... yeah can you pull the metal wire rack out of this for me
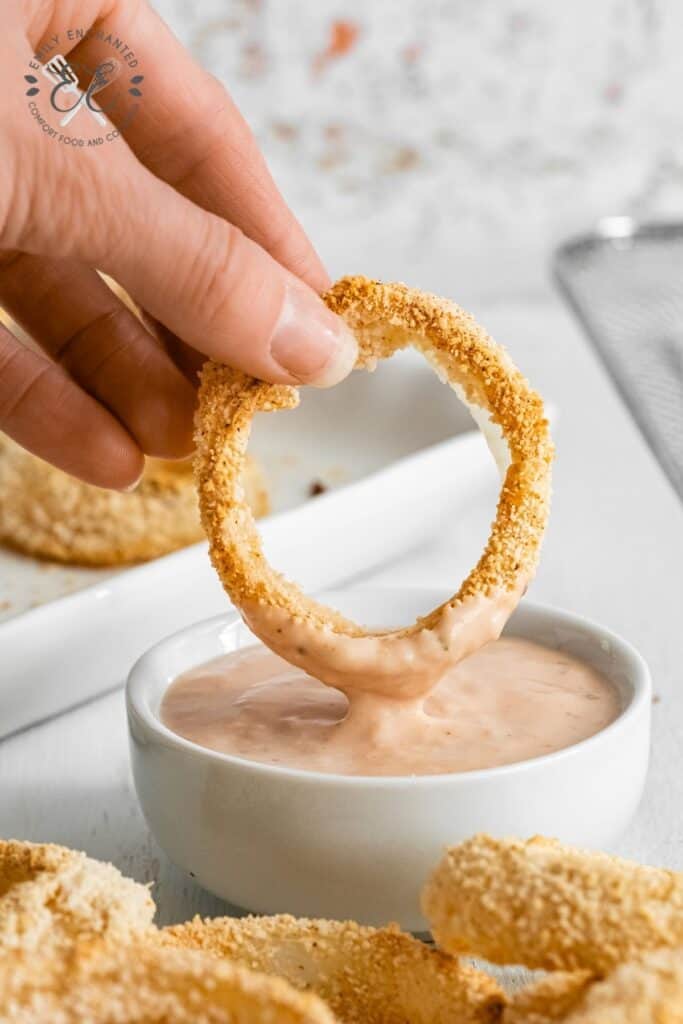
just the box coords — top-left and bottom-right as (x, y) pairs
(554, 218), (683, 501)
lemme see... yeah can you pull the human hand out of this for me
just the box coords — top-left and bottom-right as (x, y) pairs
(0, 0), (357, 489)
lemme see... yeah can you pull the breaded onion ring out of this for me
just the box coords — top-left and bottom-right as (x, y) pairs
(0, 943), (337, 1024)
(0, 839), (154, 954)
(506, 950), (683, 1024)
(560, 947), (683, 1024)
(195, 276), (553, 697)
(161, 914), (505, 1024)
(0, 436), (269, 566)
(422, 834), (683, 973)
(504, 972), (596, 1024)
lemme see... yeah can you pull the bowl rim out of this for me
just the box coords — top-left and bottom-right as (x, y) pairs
(126, 589), (651, 788)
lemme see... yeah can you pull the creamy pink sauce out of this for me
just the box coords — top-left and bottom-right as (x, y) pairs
(160, 638), (620, 777)
(239, 586), (524, 700)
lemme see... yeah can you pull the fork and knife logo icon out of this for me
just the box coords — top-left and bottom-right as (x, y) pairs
(40, 55), (122, 128)
(25, 53), (144, 134)
(24, 36), (145, 144)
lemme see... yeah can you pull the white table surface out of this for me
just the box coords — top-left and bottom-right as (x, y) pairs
(1, 294), (682, 927)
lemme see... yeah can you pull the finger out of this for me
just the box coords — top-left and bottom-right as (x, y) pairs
(10, 133), (357, 387)
(0, 252), (196, 458)
(105, 199), (357, 387)
(104, 202), (357, 387)
(0, 324), (143, 489)
(143, 319), (206, 385)
(105, 287), (207, 386)
(33, 0), (329, 291)
(105, 289), (206, 385)
(10, 24), (354, 388)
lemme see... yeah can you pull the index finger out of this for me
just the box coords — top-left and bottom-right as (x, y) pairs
(37, 0), (328, 292)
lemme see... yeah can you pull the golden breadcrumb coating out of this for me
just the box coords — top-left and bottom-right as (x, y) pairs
(0, 839), (154, 954)
(0, 436), (269, 566)
(0, 943), (337, 1024)
(504, 971), (596, 1024)
(195, 275), (552, 649)
(422, 834), (683, 973)
(560, 947), (683, 1024)
(161, 914), (505, 1024)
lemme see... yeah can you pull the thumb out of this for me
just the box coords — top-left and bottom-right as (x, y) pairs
(83, 157), (357, 387)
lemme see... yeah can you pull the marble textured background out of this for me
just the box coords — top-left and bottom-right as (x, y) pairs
(156, 0), (683, 300)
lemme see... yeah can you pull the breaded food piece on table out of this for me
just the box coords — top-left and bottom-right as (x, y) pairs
(0, 436), (269, 566)
(504, 971), (596, 1024)
(162, 913), (506, 1024)
(506, 948), (683, 1024)
(0, 943), (337, 1024)
(423, 834), (683, 973)
(0, 838), (154, 954)
(561, 946), (683, 1024)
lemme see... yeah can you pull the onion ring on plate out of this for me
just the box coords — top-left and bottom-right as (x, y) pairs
(0, 435), (269, 566)
(195, 276), (553, 698)
(0, 839), (154, 954)
(161, 914), (505, 1024)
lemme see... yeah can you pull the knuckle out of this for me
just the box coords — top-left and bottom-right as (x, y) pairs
(0, 119), (36, 250)
(52, 157), (109, 259)
(0, 338), (50, 426)
(137, 71), (235, 185)
(182, 217), (247, 332)
(194, 70), (234, 126)
(54, 306), (133, 374)
(6, 128), (107, 258)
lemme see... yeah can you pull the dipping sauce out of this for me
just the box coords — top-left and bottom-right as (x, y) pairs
(160, 638), (620, 777)
(239, 585), (524, 700)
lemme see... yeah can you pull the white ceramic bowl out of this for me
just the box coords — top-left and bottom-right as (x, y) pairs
(126, 587), (651, 930)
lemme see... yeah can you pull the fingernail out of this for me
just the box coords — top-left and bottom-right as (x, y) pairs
(270, 283), (358, 388)
(121, 468), (144, 493)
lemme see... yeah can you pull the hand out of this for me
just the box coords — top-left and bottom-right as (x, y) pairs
(0, 0), (357, 489)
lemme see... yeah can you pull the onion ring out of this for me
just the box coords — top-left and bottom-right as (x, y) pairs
(504, 972), (596, 1024)
(506, 950), (683, 1024)
(0, 943), (337, 1024)
(0, 839), (154, 954)
(195, 276), (553, 698)
(161, 914), (505, 1024)
(559, 947), (683, 1024)
(422, 834), (683, 973)
(0, 435), (269, 566)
